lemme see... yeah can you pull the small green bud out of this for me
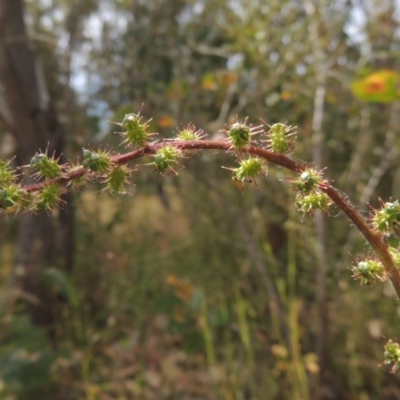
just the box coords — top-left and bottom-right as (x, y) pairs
(372, 200), (400, 234)
(106, 165), (129, 196)
(82, 149), (111, 172)
(231, 157), (267, 183)
(267, 123), (296, 153)
(176, 124), (205, 141)
(294, 168), (323, 193)
(382, 340), (400, 373)
(120, 113), (153, 147)
(35, 183), (64, 212)
(228, 122), (251, 149)
(0, 184), (29, 211)
(0, 160), (16, 187)
(295, 190), (332, 215)
(30, 152), (62, 179)
(82, 148), (92, 160)
(225, 119), (263, 150)
(152, 145), (181, 174)
(351, 258), (386, 285)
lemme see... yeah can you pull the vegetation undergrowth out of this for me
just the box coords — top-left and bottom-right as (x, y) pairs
(2, 113), (400, 399)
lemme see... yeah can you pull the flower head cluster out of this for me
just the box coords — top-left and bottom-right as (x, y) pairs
(176, 124), (205, 141)
(0, 160), (29, 212)
(382, 340), (400, 373)
(295, 190), (332, 216)
(350, 256), (386, 285)
(266, 123), (296, 154)
(224, 119), (263, 150)
(294, 168), (324, 193)
(118, 112), (154, 148)
(0, 159), (16, 187)
(151, 145), (182, 174)
(0, 151), (67, 213)
(371, 200), (400, 235)
(228, 157), (268, 184)
(0, 184), (29, 211)
(30, 151), (62, 179)
(291, 168), (331, 216)
(105, 165), (130, 196)
(35, 183), (64, 212)
(82, 148), (111, 172)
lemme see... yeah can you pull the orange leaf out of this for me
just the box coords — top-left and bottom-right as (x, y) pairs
(157, 115), (174, 128)
(351, 69), (400, 103)
(166, 275), (194, 302)
(201, 73), (218, 90)
(280, 91), (292, 100)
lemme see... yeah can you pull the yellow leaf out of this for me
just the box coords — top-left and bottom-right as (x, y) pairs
(280, 90), (292, 100)
(201, 73), (218, 90)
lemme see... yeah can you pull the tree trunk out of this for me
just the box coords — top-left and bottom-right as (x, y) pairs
(0, 0), (74, 337)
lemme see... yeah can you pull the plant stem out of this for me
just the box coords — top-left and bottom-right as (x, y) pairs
(20, 139), (400, 299)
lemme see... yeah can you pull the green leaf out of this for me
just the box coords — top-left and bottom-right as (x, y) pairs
(41, 268), (79, 307)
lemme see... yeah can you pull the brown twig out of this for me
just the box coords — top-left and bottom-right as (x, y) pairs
(18, 139), (400, 300)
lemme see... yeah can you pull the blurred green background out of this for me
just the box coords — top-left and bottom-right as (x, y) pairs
(1, 0), (400, 399)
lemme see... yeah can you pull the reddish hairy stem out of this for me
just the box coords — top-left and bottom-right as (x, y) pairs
(22, 139), (400, 299)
